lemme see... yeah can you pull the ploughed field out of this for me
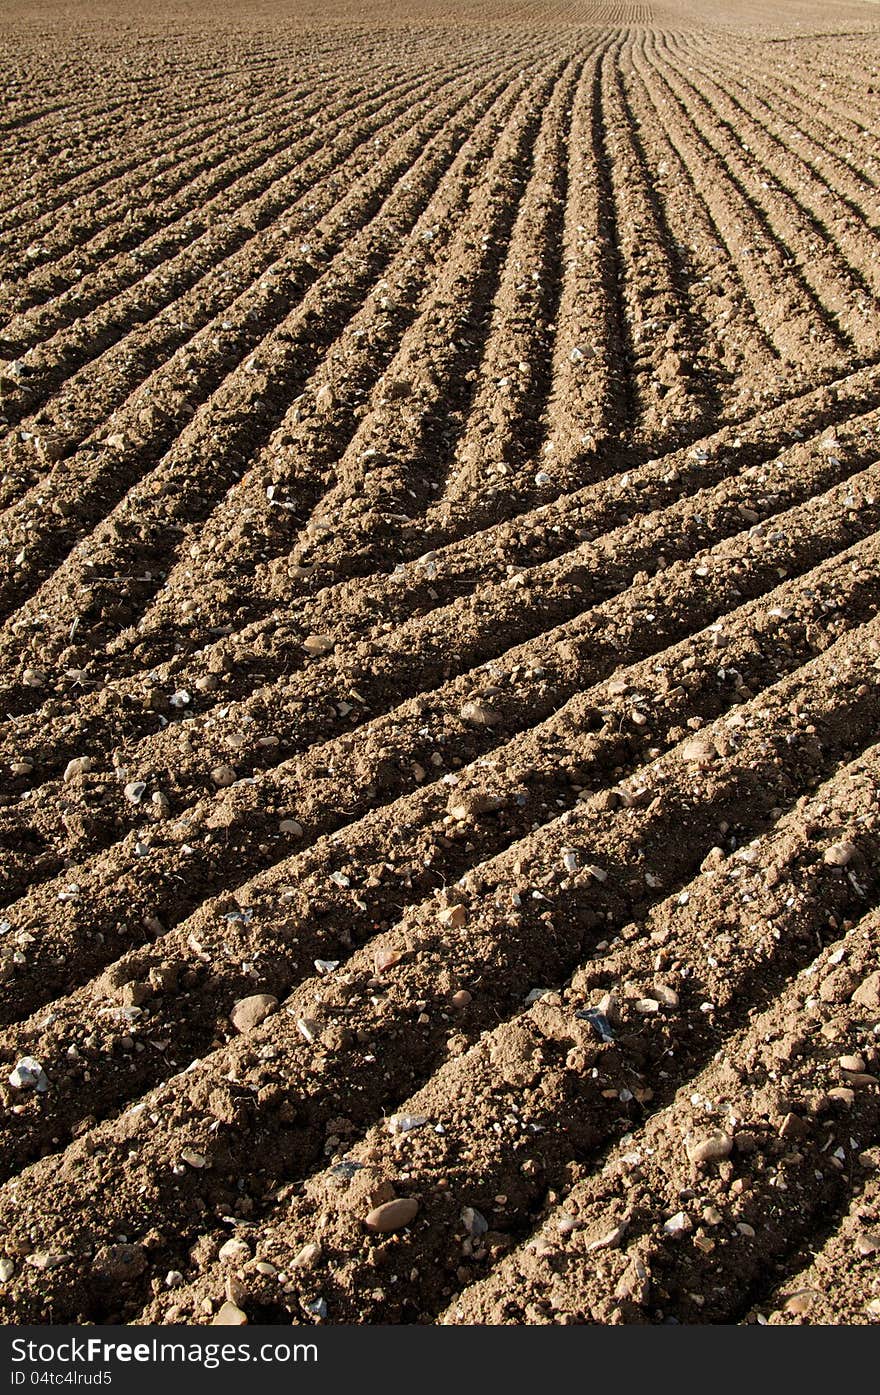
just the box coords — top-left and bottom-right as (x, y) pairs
(1, 0), (880, 1327)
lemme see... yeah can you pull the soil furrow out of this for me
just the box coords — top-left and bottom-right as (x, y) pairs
(442, 907), (880, 1324)
(0, 70), (516, 633)
(1, 617), (879, 1323)
(3, 528), (878, 1167)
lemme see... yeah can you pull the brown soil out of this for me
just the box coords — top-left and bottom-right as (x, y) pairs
(1, 0), (879, 1328)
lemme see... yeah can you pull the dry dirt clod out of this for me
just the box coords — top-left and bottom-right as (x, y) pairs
(302, 634), (334, 657)
(824, 841), (858, 867)
(853, 974), (880, 1011)
(680, 736), (717, 765)
(211, 765), (237, 787)
(229, 994), (278, 1033)
(92, 1244), (147, 1283)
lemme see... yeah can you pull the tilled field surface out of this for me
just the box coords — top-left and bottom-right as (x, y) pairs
(2, 0), (880, 1327)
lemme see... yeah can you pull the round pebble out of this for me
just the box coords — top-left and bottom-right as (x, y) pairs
(365, 1197), (419, 1232)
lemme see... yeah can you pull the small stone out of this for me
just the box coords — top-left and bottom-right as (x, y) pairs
(212, 1301), (247, 1326)
(291, 1243), (322, 1270)
(22, 668), (47, 689)
(181, 1149), (207, 1169)
(438, 904), (467, 929)
(779, 1113), (810, 1140)
(218, 1238), (250, 1263)
(680, 737), (717, 765)
(585, 1219), (628, 1252)
(302, 634), (334, 657)
(388, 1114), (430, 1135)
(9, 1057), (48, 1092)
(828, 1087), (855, 1106)
(63, 757), (93, 783)
(451, 990), (472, 1009)
(447, 792), (501, 820)
(663, 1211), (692, 1237)
(824, 841), (857, 867)
(686, 1132), (734, 1165)
(783, 1290), (816, 1315)
(853, 973), (880, 1011)
(856, 1232), (880, 1256)
(0, 1257), (14, 1282)
(616, 1255), (650, 1305)
(840, 1053), (867, 1073)
(365, 1198), (419, 1232)
(230, 994), (278, 1033)
(461, 1207), (489, 1237)
(211, 765), (237, 787)
(124, 780), (147, 804)
(26, 1252), (70, 1270)
(459, 701), (501, 727)
(279, 819), (304, 837)
(373, 947), (402, 975)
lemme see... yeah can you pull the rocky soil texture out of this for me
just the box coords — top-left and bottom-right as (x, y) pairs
(1, 0), (880, 1327)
